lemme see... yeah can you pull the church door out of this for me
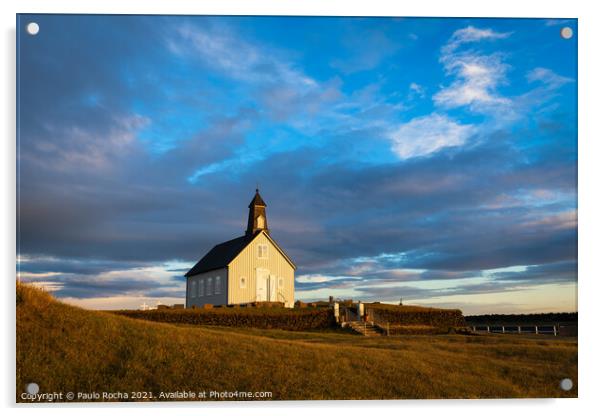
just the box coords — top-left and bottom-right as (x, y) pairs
(256, 268), (269, 301)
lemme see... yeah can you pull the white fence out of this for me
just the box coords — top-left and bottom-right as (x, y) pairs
(470, 324), (558, 335)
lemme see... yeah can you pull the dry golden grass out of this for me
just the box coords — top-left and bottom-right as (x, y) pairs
(17, 284), (577, 401)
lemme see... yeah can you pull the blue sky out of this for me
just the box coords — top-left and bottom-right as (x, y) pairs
(17, 15), (577, 313)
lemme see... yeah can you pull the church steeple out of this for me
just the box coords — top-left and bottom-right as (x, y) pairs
(246, 188), (269, 236)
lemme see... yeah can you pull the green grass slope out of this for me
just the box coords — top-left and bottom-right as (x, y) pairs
(16, 284), (577, 401)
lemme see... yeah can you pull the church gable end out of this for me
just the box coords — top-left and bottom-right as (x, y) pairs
(228, 231), (295, 307)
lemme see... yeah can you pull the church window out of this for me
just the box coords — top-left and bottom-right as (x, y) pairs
(215, 276), (222, 294)
(258, 244), (268, 259)
(207, 277), (213, 295)
(191, 280), (196, 298)
(198, 279), (204, 297)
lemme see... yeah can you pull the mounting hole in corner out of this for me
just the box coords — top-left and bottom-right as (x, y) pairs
(26, 22), (40, 36)
(559, 378), (573, 391)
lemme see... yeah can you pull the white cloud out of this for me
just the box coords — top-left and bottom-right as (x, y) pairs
(296, 274), (359, 284)
(510, 67), (574, 116)
(434, 53), (511, 110)
(408, 82), (426, 99)
(443, 26), (511, 54)
(170, 23), (345, 130)
(388, 114), (475, 159)
(435, 26), (512, 113)
(172, 24), (316, 89)
(296, 274), (333, 283)
(544, 19), (572, 27)
(527, 67), (573, 89)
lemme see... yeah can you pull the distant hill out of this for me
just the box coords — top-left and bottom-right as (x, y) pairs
(16, 284), (577, 401)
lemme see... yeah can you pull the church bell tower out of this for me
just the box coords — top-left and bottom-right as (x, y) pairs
(246, 188), (269, 236)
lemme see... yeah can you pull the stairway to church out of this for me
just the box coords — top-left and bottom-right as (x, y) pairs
(345, 321), (383, 336)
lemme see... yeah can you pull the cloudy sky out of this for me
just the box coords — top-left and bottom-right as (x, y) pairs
(17, 15), (577, 314)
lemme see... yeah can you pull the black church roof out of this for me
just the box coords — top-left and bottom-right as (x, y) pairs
(185, 231), (260, 277)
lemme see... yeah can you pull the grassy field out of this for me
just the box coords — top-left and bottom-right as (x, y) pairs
(16, 284), (577, 401)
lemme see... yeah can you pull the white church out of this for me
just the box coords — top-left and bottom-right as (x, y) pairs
(185, 189), (296, 308)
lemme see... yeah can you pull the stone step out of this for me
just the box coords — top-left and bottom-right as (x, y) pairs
(348, 325), (379, 330)
(345, 321), (383, 336)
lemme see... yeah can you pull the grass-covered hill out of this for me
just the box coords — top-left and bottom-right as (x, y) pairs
(16, 284), (577, 401)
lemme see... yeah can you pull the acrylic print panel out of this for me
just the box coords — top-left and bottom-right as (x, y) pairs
(16, 14), (577, 402)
